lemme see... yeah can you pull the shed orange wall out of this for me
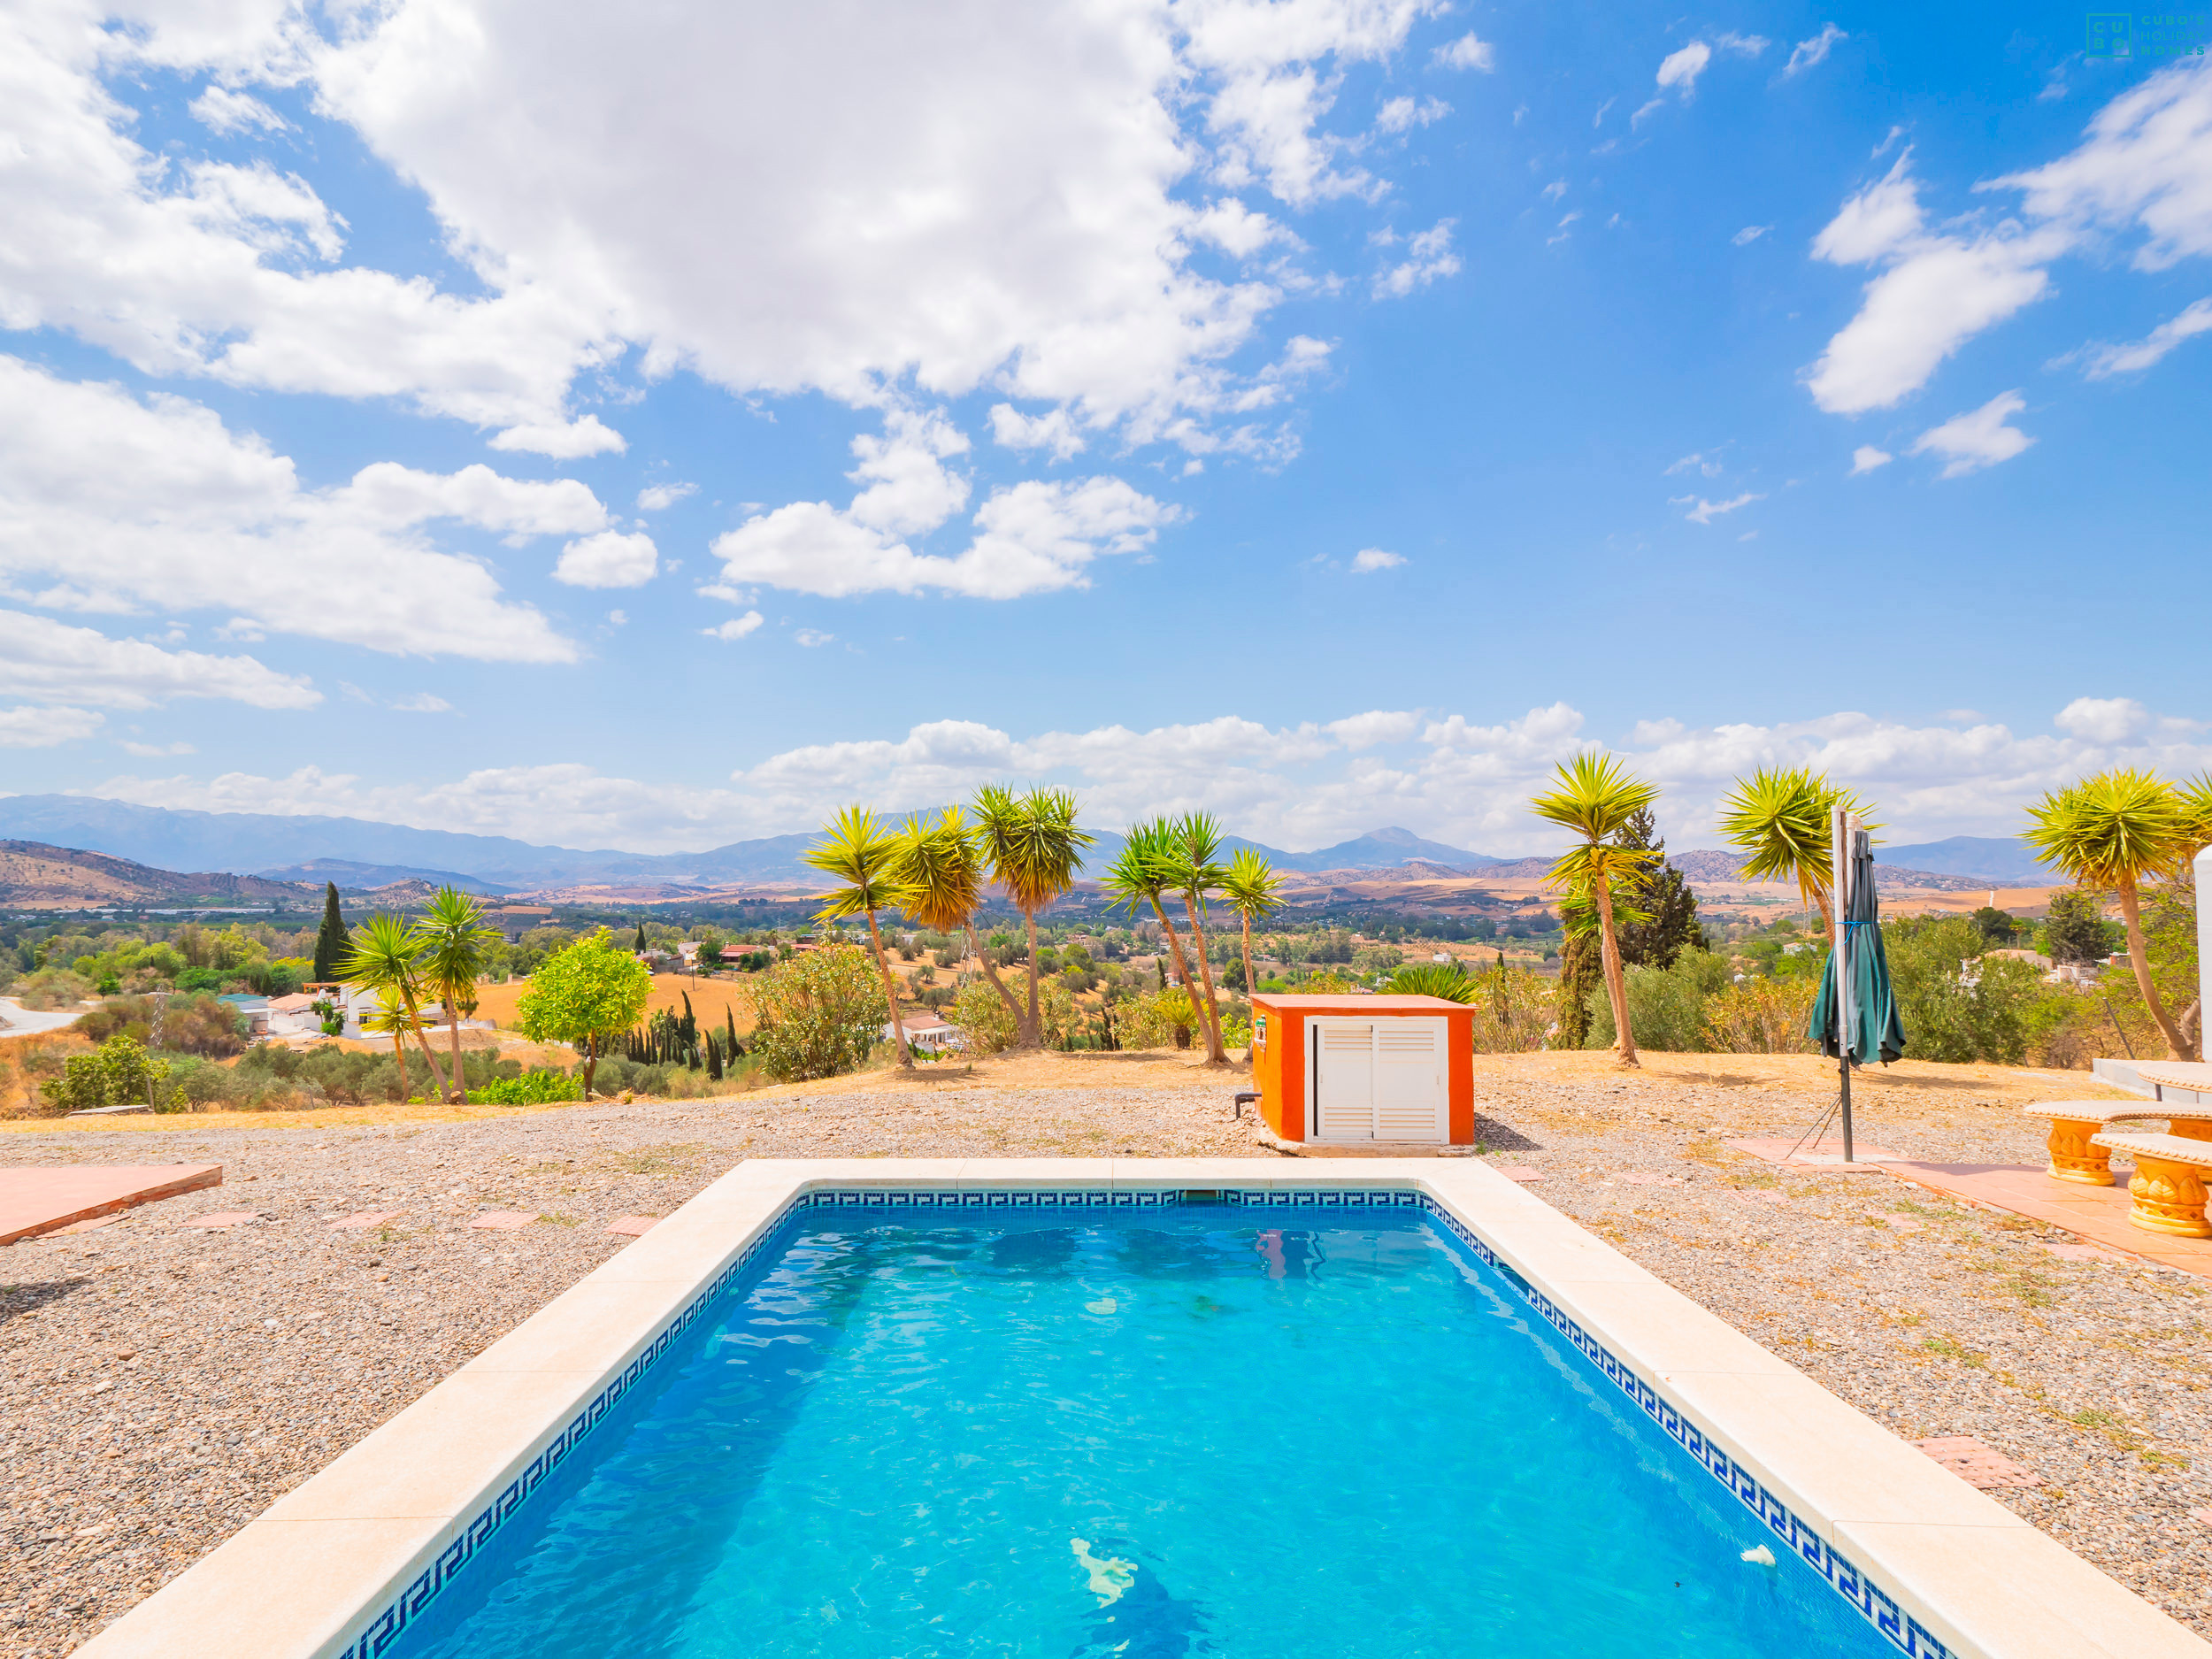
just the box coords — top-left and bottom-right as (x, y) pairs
(1249, 995), (1476, 1143)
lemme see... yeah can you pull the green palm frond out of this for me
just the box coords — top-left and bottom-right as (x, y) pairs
(1715, 765), (1877, 910)
(1529, 752), (1659, 843)
(1386, 963), (1479, 1004)
(1101, 818), (1178, 919)
(806, 805), (908, 922)
(340, 912), (425, 996)
(2023, 769), (2188, 887)
(417, 886), (498, 1012)
(1219, 848), (1285, 921)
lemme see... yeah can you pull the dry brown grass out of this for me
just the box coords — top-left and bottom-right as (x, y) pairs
(468, 972), (757, 1035)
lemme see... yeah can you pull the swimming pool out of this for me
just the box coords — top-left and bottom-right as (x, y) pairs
(78, 1163), (2206, 1659)
(389, 1195), (1893, 1658)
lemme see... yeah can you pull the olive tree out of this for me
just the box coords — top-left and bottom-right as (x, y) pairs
(515, 930), (652, 1098)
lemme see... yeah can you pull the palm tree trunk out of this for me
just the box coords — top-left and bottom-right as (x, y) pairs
(448, 993), (469, 1104)
(1240, 914), (1256, 1013)
(388, 1025), (408, 1100)
(399, 990), (457, 1102)
(966, 922), (1025, 1027)
(1594, 872), (1639, 1067)
(1021, 910), (1042, 1048)
(1179, 895), (1227, 1063)
(1813, 888), (1836, 947)
(864, 910), (915, 1069)
(1150, 901), (1204, 1039)
(2116, 879), (2192, 1059)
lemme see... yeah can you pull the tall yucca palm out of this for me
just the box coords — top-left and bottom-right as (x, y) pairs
(1164, 813), (1231, 1062)
(1219, 847), (1285, 1016)
(2024, 769), (2194, 1060)
(1715, 765), (1874, 942)
(1102, 819), (1210, 1048)
(341, 913), (452, 1099)
(973, 785), (1093, 1048)
(888, 808), (1024, 1028)
(1530, 753), (1659, 1067)
(805, 806), (915, 1070)
(417, 886), (500, 1104)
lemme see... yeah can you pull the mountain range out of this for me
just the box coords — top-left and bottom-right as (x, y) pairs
(0, 795), (2052, 892)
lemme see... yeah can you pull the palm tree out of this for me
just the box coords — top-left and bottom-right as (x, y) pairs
(888, 808), (1024, 1029)
(1387, 962), (1479, 1003)
(418, 886), (501, 1105)
(1164, 813), (1231, 1062)
(804, 806), (916, 1069)
(2024, 769), (2195, 1060)
(360, 1000), (421, 1099)
(1219, 847), (1286, 1012)
(1716, 765), (1875, 943)
(972, 785), (1093, 1048)
(1101, 819), (1210, 1048)
(1530, 753), (1659, 1067)
(340, 913), (452, 1099)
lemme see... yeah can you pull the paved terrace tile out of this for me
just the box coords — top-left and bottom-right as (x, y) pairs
(0, 1164), (222, 1244)
(1886, 1160), (2212, 1280)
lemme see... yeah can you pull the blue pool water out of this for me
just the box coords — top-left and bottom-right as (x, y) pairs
(393, 1201), (1898, 1658)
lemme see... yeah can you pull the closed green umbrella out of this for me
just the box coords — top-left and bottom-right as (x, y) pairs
(1809, 819), (1906, 1159)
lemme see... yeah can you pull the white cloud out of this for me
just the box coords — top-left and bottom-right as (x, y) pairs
(1665, 450), (1725, 477)
(711, 409), (1179, 600)
(989, 404), (1087, 463)
(1674, 491), (1763, 524)
(1430, 34), (1495, 73)
(636, 481), (698, 511)
(702, 612), (764, 641)
(1910, 389), (2034, 478)
(1349, 548), (1404, 572)
(0, 706), (105, 749)
(189, 86), (290, 135)
(1783, 25), (1846, 78)
(0, 356), (581, 662)
(1541, 180), (1567, 202)
(552, 529), (658, 588)
(1716, 33), (1770, 57)
(1808, 61), (2212, 414)
(2055, 696), (2151, 742)
(0, 609), (319, 711)
(1655, 42), (1713, 95)
(1850, 444), (1893, 473)
(487, 416), (627, 457)
(1375, 95), (1449, 134)
(794, 628), (834, 648)
(77, 699), (2212, 856)
(390, 693), (452, 713)
(118, 739), (196, 757)
(1732, 225), (1770, 246)
(1375, 220), (1460, 296)
(2081, 296), (2212, 376)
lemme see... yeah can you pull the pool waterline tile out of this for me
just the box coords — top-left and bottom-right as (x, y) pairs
(75, 1158), (2212, 1659)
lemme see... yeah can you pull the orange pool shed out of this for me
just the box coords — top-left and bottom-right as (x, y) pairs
(1249, 994), (1477, 1145)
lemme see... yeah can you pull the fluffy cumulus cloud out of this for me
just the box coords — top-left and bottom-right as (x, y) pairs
(1910, 389), (2034, 478)
(552, 530), (658, 588)
(0, 357), (588, 662)
(1372, 220), (1461, 297)
(1349, 548), (1404, 572)
(85, 699), (2212, 856)
(1807, 58), (2212, 414)
(1850, 444), (1893, 474)
(0, 610), (319, 711)
(708, 410), (1179, 599)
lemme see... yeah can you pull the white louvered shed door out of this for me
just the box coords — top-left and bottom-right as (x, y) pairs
(1311, 1021), (1377, 1140)
(1373, 1020), (1447, 1141)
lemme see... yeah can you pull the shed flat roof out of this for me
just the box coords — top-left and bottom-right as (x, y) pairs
(1251, 995), (1471, 1011)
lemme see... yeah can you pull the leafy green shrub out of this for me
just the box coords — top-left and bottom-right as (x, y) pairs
(468, 1069), (582, 1105)
(174, 966), (226, 993)
(748, 944), (887, 1080)
(1886, 918), (2042, 1064)
(1704, 976), (1818, 1053)
(42, 1035), (179, 1114)
(14, 969), (91, 1010)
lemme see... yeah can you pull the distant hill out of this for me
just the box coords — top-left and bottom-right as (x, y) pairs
(0, 841), (311, 910)
(256, 858), (517, 896)
(0, 796), (1502, 889)
(1874, 835), (2052, 883)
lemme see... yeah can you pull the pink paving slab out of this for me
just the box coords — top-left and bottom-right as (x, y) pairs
(0, 1164), (222, 1246)
(1494, 1167), (1542, 1182)
(329, 1211), (402, 1230)
(1911, 1435), (2042, 1489)
(605, 1215), (659, 1237)
(470, 1210), (539, 1231)
(1884, 1160), (2212, 1280)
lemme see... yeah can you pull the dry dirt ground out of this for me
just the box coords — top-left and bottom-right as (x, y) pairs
(3, 1048), (2207, 1653)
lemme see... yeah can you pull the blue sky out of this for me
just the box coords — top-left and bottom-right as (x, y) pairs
(2, 2), (2208, 855)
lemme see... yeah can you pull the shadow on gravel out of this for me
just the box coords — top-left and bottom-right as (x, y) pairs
(1472, 1114), (1542, 1152)
(0, 1277), (89, 1325)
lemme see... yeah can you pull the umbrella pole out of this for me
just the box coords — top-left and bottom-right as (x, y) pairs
(1833, 805), (1855, 1164)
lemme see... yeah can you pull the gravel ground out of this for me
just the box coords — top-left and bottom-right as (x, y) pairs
(4, 1054), (2208, 1652)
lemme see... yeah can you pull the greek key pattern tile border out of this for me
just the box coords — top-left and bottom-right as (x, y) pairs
(340, 1185), (1949, 1659)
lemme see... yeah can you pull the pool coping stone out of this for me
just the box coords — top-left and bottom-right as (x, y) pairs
(74, 1157), (2209, 1659)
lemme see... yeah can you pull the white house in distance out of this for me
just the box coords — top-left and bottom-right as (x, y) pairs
(884, 1014), (965, 1052)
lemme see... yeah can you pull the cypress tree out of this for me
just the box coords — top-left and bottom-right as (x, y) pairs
(634, 922), (648, 953)
(1555, 932), (1601, 1049)
(311, 882), (347, 983)
(680, 991), (697, 1048)
(1612, 808), (1706, 970)
(726, 1005), (742, 1057)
